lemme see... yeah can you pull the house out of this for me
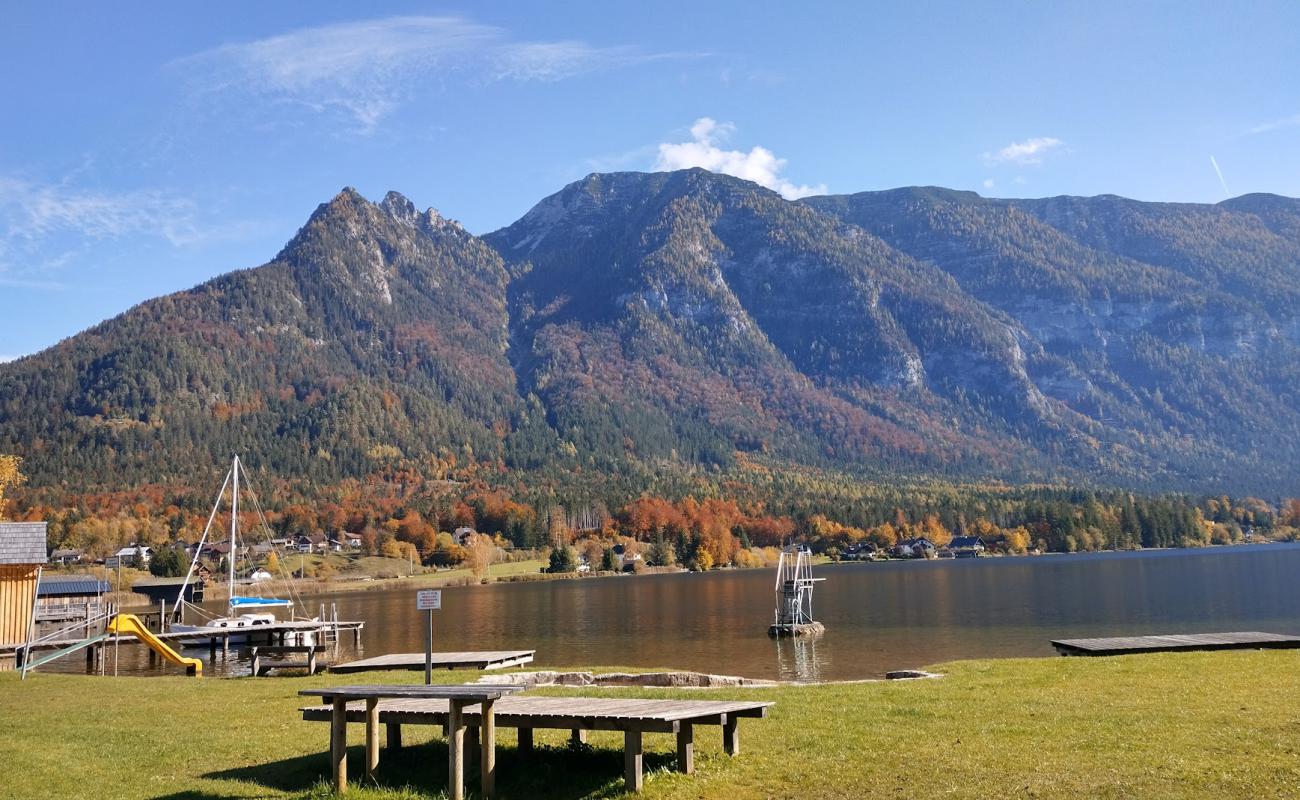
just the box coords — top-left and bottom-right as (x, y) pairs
(106, 544), (152, 569)
(132, 576), (203, 605)
(0, 521), (47, 647)
(611, 543), (642, 571)
(453, 527), (476, 547)
(894, 537), (936, 559)
(842, 542), (878, 561)
(339, 531), (363, 549)
(294, 532), (329, 553)
(949, 535), (986, 558)
(49, 548), (84, 565)
(35, 575), (110, 622)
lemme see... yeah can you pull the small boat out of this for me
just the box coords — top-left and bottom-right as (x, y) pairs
(170, 456), (314, 644)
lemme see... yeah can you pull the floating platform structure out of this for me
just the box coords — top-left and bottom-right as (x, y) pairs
(330, 649), (535, 674)
(1051, 631), (1300, 657)
(768, 545), (825, 637)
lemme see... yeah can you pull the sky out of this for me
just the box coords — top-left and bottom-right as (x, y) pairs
(1, 1), (1298, 360)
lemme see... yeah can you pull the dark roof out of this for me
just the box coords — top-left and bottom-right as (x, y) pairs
(950, 536), (986, 549)
(900, 537), (935, 548)
(37, 575), (110, 597)
(0, 521), (47, 565)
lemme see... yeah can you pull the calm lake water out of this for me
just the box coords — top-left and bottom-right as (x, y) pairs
(82, 543), (1300, 681)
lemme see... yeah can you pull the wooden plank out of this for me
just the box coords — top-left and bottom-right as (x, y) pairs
(330, 650), (535, 674)
(300, 684), (521, 701)
(1051, 631), (1300, 657)
(723, 716), (740, 756)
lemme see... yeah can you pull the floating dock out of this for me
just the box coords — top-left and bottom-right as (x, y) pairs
(1051, 631), (1300, 657)
(330, 650), (535, 674)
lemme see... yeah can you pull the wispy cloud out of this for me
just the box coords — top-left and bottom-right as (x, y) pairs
(654, 117), (827, 200)
(982, 137), (1065, 166)
(1248, 113), (1300, 135)
(1210, 155), (1230, 197)
(0, 176), (201, 247)
(176, 16), (695, 133)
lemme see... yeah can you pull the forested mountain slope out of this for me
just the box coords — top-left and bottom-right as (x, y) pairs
(2, 171), (1298, 496)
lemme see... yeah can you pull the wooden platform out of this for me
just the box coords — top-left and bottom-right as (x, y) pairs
(330, 650), (535, 674)
(1051, 631), (1300, 657)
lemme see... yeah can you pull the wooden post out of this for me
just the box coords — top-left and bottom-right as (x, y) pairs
(308, 648), (317, 675)
(723, 716), (740, 756)
(386, 722), (403, 750)
(676, 724), (694, 774)
(365, 697), (380, 777)
(467, 725), (480, 772)
(251, 647), (261, 677)
(517, 727), (534, 753)
(570, 729), (587, 745)
(480, 699), (496, 799)
(447, 700), (465, 800)
(330, 697), (348, 793)
(624, 729), (643, 793)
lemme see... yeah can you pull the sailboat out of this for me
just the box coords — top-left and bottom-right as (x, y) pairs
(170, 456), (308, 643)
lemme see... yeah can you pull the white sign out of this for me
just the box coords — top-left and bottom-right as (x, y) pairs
(416, 589), (442, 611)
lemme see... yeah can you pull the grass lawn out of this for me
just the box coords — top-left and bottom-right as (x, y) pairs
(2, 651), (1299, 799)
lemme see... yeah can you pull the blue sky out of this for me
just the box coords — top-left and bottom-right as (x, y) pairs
(2, 1), (1298, 359)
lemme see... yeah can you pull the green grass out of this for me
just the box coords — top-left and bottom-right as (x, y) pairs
(3, 651), (1300, 799)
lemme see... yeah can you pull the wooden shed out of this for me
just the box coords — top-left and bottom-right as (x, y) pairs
(0, 521), (48, 647)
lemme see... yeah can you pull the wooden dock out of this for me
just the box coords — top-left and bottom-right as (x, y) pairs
(1051, 631), (1300, 657)
(330, 650), (534, 674)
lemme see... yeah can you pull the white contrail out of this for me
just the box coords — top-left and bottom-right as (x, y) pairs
(1209, 155), (1230, 198)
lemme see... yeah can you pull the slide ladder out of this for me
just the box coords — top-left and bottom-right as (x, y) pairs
(107, 614), (204, 676)
(20, 632), (110, 675)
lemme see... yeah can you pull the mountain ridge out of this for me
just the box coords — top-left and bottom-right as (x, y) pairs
(3, 170), (1299, 496)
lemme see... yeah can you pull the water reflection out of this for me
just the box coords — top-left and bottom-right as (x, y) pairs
(774, 635), (824, 682)
(57, 543), (1300, 681)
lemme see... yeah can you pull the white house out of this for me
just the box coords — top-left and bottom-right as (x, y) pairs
(106, 545), (153, 568)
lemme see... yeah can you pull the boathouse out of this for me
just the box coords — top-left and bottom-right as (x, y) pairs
(0, 521), (47, 647)
(949, 535), (986, 558)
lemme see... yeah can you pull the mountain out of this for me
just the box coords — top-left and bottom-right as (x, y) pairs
(2, 171), (1300, 497)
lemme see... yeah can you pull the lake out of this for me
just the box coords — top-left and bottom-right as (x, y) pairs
(83, 543), (1300, 680)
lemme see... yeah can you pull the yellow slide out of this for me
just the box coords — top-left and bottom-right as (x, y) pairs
(107, 614), (203, 676)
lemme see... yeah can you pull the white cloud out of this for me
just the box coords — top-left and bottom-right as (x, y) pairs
(177, 16), (693, 132)
(0, 177), (200, 247)
(653, 117), (827, 199)
(982, 137), (1065, 166)
(1248, 113), (1300, 135)
(982, 178), (996, 190)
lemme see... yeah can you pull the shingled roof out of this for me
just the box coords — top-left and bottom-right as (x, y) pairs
(0, 522), (48, 565)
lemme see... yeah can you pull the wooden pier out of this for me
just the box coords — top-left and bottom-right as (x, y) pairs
(1051, 631), (1300, 657)
(331, 650), (534, 674)
(2, 618), (364, 671)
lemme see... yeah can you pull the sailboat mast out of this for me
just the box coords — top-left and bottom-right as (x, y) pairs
(229, 455), (239, 602)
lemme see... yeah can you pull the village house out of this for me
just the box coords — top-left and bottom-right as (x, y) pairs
(949, 535), (987, 558)
(106, 544), (152, 569)
(49, 548), (84, 565)
(452, 527), (476, 547)
(34, 574), (110, 623)
(0, 521), (47, 648)
(894, 537), (937, 559)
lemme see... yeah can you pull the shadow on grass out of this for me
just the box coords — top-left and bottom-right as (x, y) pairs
(197, 742), (676, 799)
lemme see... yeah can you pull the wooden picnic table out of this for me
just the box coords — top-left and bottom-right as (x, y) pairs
(299, 684), (523, 800)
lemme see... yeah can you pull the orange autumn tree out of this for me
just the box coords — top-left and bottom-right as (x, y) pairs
(0, 455), (24, 519)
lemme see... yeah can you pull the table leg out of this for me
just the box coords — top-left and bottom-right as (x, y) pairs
(386, 722), (403, 750)
(479, 699), (497, 798)
(517, 727), (534, 753)
(448, 700), (465, 800)
(365, 697), (379, 777)
(624, 729), (643, 792)
(331, 697), (348, 793)
(676, 723), (694, 774)
(723, 716), (740, 756)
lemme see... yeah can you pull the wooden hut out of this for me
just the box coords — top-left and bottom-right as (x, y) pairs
(0, 522), (47, 647)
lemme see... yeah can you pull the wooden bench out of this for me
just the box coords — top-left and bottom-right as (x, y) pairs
(302, 694), (774, 793)
(251, 644), (326, 676)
